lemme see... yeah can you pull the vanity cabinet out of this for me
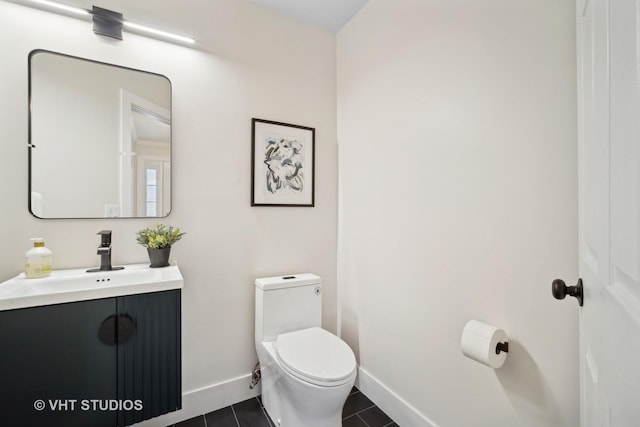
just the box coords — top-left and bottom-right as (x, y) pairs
(0, 289), (181, 427)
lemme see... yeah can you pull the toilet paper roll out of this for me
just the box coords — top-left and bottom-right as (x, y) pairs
(460, 320), (508, 368)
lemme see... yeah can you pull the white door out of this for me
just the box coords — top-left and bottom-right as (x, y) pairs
(575, 0), (640, 425)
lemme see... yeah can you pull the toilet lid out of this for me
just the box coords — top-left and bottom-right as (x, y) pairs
(275, 327), (356, 386)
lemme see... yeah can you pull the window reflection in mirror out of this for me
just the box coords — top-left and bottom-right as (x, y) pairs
(29, 50), (172, 218)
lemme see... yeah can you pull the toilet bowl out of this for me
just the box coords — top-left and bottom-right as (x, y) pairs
(255, 274), (357, 427)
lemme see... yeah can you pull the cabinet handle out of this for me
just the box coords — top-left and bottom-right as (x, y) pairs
(116, 314), (135, 344)
(98, 315), (136, 345)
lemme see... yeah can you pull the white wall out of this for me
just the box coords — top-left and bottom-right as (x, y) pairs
(0, 0), (337, 423)
(337, 1), (579, 426)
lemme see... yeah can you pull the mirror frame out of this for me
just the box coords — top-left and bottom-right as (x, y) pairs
(28, 49), (173, 219)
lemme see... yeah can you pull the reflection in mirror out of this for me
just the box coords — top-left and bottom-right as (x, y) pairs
(29, 50), (172, 218)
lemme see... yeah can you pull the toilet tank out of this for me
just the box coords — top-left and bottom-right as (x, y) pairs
(255, 274), (322, 344)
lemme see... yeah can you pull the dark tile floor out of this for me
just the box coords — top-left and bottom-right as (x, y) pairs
(170, 387), (398, 427)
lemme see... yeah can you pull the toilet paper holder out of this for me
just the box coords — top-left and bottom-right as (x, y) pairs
(495, 342), (509, 354)
(461, 320), (509, 368)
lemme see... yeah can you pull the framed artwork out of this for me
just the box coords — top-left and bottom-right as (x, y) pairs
(251, 118), (315, 207)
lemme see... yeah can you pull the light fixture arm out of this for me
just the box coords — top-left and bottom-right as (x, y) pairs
(91, 6), (123, 40)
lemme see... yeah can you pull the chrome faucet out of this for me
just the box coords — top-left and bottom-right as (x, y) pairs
(87, 230), (124, 272)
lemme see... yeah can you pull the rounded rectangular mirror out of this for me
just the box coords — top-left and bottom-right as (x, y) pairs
(29, 50), (172, 218)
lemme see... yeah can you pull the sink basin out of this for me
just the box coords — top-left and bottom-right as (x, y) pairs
(0, 262), (183, 311)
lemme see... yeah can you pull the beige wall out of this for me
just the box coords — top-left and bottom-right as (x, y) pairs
(0, 0), (583, 425)
(337, 1), (579, 426)
(0, 0), (337, 420)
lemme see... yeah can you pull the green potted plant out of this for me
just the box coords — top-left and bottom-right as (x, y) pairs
(136, 223), (185, 268)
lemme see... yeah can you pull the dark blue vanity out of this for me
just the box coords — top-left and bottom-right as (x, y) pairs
(0, 264), (183, 426)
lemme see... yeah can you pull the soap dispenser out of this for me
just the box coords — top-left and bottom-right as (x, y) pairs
(25, 238), (52, 278)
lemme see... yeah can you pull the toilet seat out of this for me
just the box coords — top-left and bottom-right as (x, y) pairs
(275, 327), (356, 387)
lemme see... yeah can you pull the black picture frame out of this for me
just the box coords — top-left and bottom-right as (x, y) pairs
(251, 118), (315, 207)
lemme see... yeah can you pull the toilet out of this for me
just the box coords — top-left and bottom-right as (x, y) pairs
(255, 274), (357, 427)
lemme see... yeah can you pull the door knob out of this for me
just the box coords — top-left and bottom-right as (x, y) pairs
(552, 278), (583, 307)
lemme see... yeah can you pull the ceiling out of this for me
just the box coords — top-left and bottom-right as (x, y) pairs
(22, 0), (368, 35)
(132, 110), (170, 144)
(249, 0), (368, 32)
(10, 0), (369, 51)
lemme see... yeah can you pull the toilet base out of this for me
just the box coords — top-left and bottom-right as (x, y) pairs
(259, 342), (356, 427)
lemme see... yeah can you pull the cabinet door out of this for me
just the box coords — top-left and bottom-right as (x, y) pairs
(0, 298), (118, 427)
(117, 290), (181, 426)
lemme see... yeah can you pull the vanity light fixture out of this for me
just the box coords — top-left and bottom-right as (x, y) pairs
(13, 0), (196, 45)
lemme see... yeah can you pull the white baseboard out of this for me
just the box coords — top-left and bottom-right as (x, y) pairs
(356, 367), (437, 427)
(131, 373), (260, 427)
(131, 367), (436, 427)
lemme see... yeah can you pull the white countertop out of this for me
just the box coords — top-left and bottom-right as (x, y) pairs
(0, 262), (183, 311)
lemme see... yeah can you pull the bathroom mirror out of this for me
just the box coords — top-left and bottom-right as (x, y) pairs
(29, 50), (172, 218)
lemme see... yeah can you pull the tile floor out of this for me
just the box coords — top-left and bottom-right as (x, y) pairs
(170, 387), (398, 427)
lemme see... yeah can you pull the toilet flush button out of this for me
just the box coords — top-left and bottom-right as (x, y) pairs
(314, 286), (321, 295)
